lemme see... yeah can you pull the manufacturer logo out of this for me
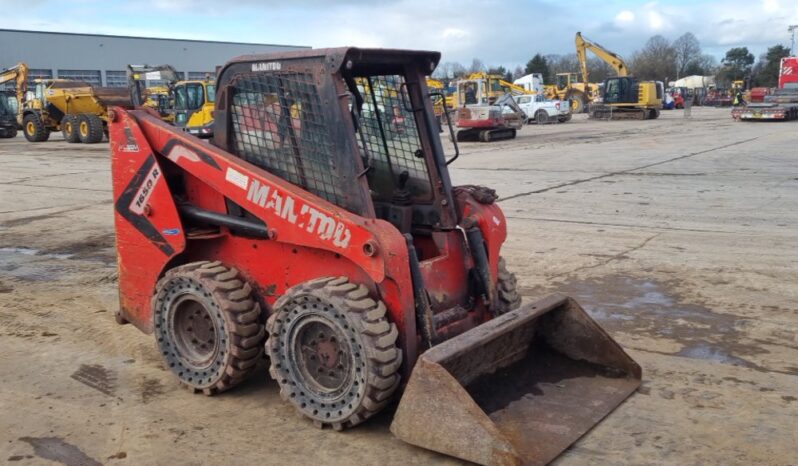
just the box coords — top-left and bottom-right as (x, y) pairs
(252, 62), (281, 72)
(246, 179), (351, 248)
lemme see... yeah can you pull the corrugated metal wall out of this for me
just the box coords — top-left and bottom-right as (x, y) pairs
(0, 29), (307, 86)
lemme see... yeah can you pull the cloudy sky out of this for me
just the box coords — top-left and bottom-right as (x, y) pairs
(1, 0), (796, 68)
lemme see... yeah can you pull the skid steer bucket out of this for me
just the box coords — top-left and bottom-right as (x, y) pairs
(390, 293), (641, 466)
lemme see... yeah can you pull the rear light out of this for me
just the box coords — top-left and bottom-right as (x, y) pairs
(555, 102), (560, 110)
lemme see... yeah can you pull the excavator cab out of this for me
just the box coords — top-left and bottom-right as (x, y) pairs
(0, 90), (18, 138)
(173, 80), (215, 137)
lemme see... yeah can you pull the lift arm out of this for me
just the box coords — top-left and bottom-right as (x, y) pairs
(575, 32), (629, 87)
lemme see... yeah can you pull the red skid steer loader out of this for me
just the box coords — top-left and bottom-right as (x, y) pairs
(109, 47), (641, 465)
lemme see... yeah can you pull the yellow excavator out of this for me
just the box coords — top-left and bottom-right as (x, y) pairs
(127, 64), (216, 137)
(426, 78), (455, 129)
(0, 63), (27, 138)
(576, 32), (661, 119)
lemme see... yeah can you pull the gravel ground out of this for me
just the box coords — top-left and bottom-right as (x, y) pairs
(1, 107), (796, 465)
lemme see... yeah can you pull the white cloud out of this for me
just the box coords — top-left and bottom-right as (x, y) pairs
(615, 10), (635, 24)
(442, 28), (468, 40)
(2, 0), (797, 71)
(647, 10), (665, 30)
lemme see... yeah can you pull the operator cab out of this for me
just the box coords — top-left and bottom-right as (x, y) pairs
(602, 76), (639, 104)
(212, 48), (457, 239)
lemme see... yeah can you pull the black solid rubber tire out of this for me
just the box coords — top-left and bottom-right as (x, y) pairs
(152, 261), (264, 395)
(266, 276), (402, 431)
(495, 257), (522, 314)
(0, 127), (16, 138)
(535, 110), (548, 124)
(78, 114), (104, 144)
(61, 114), (80, 143)
(23, 112), (50, 142)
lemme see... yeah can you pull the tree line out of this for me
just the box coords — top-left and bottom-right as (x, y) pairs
(433, 32), (792, 88)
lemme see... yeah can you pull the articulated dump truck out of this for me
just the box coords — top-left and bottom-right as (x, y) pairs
(21, 80), (131, 143)
(108, 47), (641, 466)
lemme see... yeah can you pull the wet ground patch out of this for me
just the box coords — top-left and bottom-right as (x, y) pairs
(521, 275), (784, 374)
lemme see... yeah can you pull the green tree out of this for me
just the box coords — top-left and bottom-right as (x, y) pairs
(755, 45), (791, 87)
(525, 54), (551, 83)
(721, 47), (754, 80)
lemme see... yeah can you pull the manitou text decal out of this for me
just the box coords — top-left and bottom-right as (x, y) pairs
(130, 165), (161, 215)
(246, 179), (351, 248)
(252, 62), (281, 72)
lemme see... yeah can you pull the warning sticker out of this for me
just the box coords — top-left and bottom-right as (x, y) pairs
(225, 167), (249, 190)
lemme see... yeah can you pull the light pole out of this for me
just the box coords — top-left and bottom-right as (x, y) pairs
(790, 25), (798, 56)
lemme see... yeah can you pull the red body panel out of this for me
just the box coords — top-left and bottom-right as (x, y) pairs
(110, 107), (506, 371)
(110, 112), (186, 331)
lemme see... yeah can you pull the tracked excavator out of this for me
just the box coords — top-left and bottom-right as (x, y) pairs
(576, 32), (661, 120)
(109, 47), (641, 465)
(453, 75), (526, 141)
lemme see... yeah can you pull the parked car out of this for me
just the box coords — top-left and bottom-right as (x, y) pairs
(512, 94), (571, 123)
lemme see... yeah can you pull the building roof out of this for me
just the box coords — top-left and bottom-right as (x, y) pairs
(0, 28), (310, 49)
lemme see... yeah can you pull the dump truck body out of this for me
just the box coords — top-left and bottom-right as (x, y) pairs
(109, 47), (640, 465)
(20, 79), (132, 143)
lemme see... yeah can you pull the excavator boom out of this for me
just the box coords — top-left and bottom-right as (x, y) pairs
(575, 32), (630, 85)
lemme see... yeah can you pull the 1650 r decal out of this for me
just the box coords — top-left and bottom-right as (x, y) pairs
(115, 155), (175, 256)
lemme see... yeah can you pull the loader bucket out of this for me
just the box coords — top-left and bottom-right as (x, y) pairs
(390, 293), (641, 466)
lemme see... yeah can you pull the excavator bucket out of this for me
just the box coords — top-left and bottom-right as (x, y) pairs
(390, 293), (641, 466)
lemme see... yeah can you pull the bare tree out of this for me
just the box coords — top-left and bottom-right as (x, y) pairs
(630, 35), (677, 82)
(673, 32), (702, 79)
(512, 65), (524, 80)
(451, 62), (467, 78)
(432, 62), (451, 79)
(433, 61), (467, 79)
(468, 58), (485, 73)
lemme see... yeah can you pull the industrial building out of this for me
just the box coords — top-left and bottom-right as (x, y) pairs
(0, 29), (307, 87)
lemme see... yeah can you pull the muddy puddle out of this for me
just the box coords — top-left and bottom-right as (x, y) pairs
(0, 247), (72, 281)
(522, 275), (778, 373)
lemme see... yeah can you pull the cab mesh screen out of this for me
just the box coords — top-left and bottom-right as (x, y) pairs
(353, 75), (432, 202)
(229, 72), (346, 207)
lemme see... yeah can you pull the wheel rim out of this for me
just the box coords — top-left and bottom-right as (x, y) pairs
(65, 121), (72, 133)
(169, 295), (218, 367)
(80, 121), (88, 137)
(26, 121), (35, 135)
(289, 314), (353, 397)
